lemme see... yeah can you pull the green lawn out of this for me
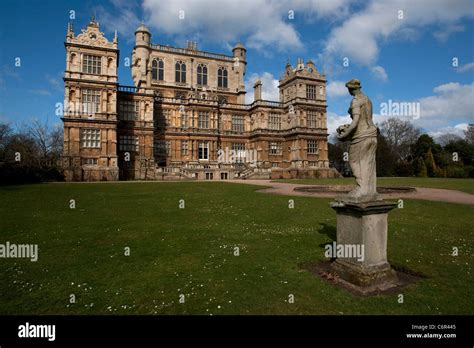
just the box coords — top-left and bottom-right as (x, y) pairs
(274, 177), (474, 194)
(0, 182), (472, 315)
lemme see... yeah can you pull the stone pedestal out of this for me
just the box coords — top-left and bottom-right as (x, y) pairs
(330, 200), (398, 294)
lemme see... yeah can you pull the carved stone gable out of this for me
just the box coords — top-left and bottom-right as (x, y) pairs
(74, 21), (114, 49)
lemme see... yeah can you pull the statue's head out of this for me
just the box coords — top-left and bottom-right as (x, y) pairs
(345, 79), (361, 96)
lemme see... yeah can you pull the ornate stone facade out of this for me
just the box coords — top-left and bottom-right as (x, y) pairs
(61, 19), (336, 181)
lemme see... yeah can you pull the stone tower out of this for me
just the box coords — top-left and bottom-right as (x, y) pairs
(62, 18), (119, 181)
(118, 23), (155, 180)
(132, 23), (151, 90)
(277, 58), (329, 169)
(232, 42), (247, 104)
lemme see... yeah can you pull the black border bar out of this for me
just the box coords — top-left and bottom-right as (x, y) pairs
(0, 315), (472, 345)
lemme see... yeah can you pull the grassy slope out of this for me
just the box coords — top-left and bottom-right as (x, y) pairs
(0, 182), (472, 315)
(273, 177), (474, 194)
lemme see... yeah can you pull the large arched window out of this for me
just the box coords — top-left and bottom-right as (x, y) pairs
(217, 67), (228, 88)
(175, 60), (186, 83)
(152, 59), (164, 81)
(197, 64), (207, 86)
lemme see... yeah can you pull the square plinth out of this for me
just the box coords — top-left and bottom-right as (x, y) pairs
(329, 200), (398, 294)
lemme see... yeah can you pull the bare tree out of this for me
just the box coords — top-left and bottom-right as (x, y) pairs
(0, 123), (13, 156)
(378, 118), (420, 162)
(0, 123), (12, 143)
(1, 120), (64, 184)
(465, 124), (474, 145)
(23, 118), (63, 160)
(49, 124), (64, 159)
(437, 133), (462, 147)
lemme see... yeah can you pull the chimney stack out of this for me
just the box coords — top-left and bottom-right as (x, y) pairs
(297, 58), (304, 70)
(254, 79), (262, 101)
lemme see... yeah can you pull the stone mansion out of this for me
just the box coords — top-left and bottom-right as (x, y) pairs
(61, 19), (336, 181)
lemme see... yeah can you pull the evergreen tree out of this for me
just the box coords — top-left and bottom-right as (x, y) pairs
(419, 158), (428, 177)
(424, 148), (437, 177)
(413, 156), (426, 177)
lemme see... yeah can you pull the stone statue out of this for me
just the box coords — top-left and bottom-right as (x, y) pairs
(329, 80), (398, 295)
(336, 79), (379, 202)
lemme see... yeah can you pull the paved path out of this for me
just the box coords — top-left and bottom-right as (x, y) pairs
(227, 180), (474, 205)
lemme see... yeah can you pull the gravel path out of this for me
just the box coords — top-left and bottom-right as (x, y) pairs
(227, 179), (474, 205)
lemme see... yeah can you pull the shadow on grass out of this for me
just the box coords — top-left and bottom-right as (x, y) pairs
(317, 222), (336, 249)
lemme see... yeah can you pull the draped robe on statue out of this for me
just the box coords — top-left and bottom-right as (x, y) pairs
(345, 93), (378, 200)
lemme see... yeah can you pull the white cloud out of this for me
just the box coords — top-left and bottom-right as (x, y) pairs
(432, 82), (461, 94)
(371, 65), (388, 82)
(429, 123), (468, 139)
(142, 0), (353, 52)
(327, 80), (348, 98)
(419, 82), (474, 122)
(287, 0), (354, 19)
(375, 82), (474, 134)
(245, 72), (279, 103)
(456, 61), (474, 73)
(323, 0), (474, 66)
(433, 24), (464, 42)
(326, 111), (351, 137)
(96, 0), (141, 42)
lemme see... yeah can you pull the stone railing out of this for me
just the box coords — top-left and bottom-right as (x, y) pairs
(149, 44), (234, 62)
(221, 103), (250, 110)
(250, 100), (284, 108)
(283, 97), (326, 106)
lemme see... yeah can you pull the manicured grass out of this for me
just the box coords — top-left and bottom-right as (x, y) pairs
(0, 182), (472, 315)
(274, 177), (474, 194)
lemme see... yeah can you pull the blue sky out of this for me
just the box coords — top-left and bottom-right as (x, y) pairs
(0, 0), (473, 138)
